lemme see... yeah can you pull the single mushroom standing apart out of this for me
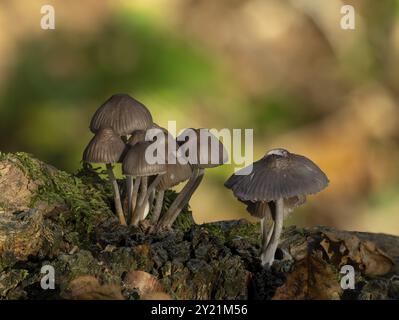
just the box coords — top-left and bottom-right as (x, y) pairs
(89, 93), (153, 222)
(224, 148), (329, 267)
(83, 127), (127, 225)
(157, 128), (228, 229)
(122, 141), (167, 226)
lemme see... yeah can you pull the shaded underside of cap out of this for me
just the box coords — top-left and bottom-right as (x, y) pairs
(225, 152), (329, 201)
(177, 128), (228, 168)
(122, 141), (167, 176)
(90, 94), (153, 136)
(157, 162), (193, 191)
(83, 128), (125, 164)
(242, 195), (306, 219)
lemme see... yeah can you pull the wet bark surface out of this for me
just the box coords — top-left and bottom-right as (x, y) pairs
(0, 153), (398, 300)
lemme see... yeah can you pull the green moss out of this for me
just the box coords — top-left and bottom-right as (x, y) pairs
(203, 220), (260, 246)
(0, 152), (112, 234)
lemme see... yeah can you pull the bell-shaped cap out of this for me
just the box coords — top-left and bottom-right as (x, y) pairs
(90, 93), (153, 136)
(177, 128), (228, 169)
(122, 141), (167, 177)
(83, 127), (125, 164)
(157, 162), (192, 191)
(225, 148), (329, 202)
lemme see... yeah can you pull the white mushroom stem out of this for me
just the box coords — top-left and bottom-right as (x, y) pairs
(157, 168), (204, 230)
(106, 163), (127, 226)
(132, 175), (164, 226)
(126, 175), (133, 221)
(151, 190), (164, 224)
(261, 198), (284, 267)
(260, 218), (274, 256)
(138, 176), (148, 207)
(129, 177), (141, 225)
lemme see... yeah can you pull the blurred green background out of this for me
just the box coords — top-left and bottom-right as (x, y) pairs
(1, 0), (399, 234)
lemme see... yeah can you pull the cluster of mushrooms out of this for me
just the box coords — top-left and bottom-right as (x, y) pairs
(83, 93), (227, 231)
(83, 94), (329, 267)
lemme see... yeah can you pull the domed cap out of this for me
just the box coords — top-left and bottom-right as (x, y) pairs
(83, 128), (125, 164)
(157, 162), (192, 191)
(225, 148), (329, 202)
(177, 128), (228, 168)
(90, 93), (153, 135)
(122, 141), (167, 177)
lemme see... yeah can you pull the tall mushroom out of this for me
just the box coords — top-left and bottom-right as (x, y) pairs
(83, 127), (127, 226)
(157, 128), (228, 229)
(90, 93), (153, 138)
(89, 94), (153, 222)
(122, 141), (167, 226)
(224, 148), (329, 267)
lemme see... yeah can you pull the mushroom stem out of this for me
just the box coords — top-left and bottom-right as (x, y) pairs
(132, 175), (164, 226)
(138, 176), (148, 207)
(129, 177), (141, 225)
(106, 163), (127, 226)
(261, 198), (284, 267)
(151, 190), (164, 224)
(260, 218), (274, 257)
(126, 175), (133, 222)
(148, 189), (156, 211)
(157, 168), (204, 229)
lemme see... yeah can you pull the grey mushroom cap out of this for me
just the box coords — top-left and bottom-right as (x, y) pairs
(90, 93), (153, 136)
(83, 127), (125, 164)
(177, 128), (228, 168)
(122, 141), (167, 177)
(225, 148), (329, 202)
(157, 162), (193, 191)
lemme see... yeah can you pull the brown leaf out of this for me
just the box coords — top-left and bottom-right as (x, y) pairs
(65, 276), (124, 300)
(273, 253), (342, 300)
(360, 241), (394, 276)
(322, 231), (394, 276)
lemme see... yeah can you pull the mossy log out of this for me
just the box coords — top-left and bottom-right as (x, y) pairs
(0, 152), (398, 300)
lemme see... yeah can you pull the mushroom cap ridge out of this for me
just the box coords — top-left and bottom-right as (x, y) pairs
(90, 93), (153, 135)
(83, 127), (125, 164)
(225, 149), (329, 202)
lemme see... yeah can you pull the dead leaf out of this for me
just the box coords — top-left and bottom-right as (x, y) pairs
(273, 252), (342, 300)
(322, 231), (394, 276)
(65, 275), (124, 300)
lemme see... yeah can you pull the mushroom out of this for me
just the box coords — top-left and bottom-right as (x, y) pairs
(90, 93), (153, 139)
(89, 94), (153, 221)
(157, 128), (228, 229)
(122, 141), (167, 226)
(83, 127), (127, 226)
(123, 130), (148, 221)
(224, 148), (329, 267)
(151, 161), (192, 224)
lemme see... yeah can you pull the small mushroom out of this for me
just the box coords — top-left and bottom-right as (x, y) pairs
(83, 127), (127, 225)
(151, 161), (192, 224)
(123, 141), (167, 226)
(90, 93), (153, 138)
(224, 148), (329, 267)
(157, 128), (228, 229)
